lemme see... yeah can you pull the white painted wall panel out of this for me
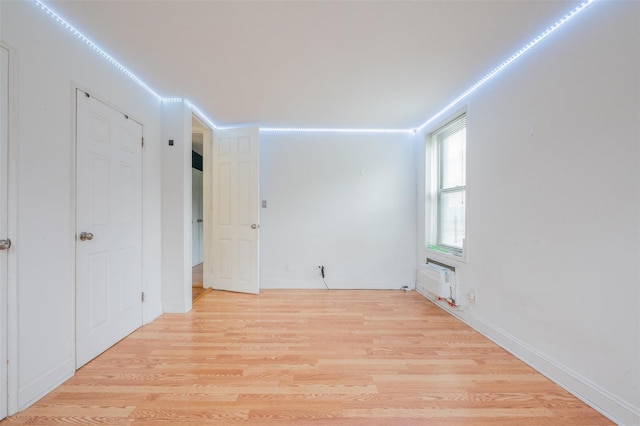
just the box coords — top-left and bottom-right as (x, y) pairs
(260, 132), (416, 289)
(160, 102), (192, 313)
(416, 2), (639, 423)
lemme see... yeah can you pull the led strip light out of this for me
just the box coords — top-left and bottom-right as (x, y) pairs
(415, 0), (599, 134)
(33, 0), (599, 134)
(33, 0), (221, 129)
(183, 99), (219, 130)
(33, 0), (163, 102)
(259, 128), (413, 134)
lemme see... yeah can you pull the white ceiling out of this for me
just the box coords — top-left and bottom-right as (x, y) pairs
(46, 0), (583, 129)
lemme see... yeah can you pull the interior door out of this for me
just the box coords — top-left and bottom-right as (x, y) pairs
(192, 168), (203, 266)
(0, 44), (10, 421)
(211, 127), (260, 294)
(75, 90), (143, 368)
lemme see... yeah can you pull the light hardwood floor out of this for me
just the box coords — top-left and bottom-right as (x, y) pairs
(192, 263), (204, 288)
(192, 263), (211, 304)
(3, 290), (611, 425)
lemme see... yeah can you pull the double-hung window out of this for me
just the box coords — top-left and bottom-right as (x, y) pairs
(428, 114), (466, 257)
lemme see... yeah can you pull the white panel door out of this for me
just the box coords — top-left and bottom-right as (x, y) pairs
(211, 128), (260, 294)
(0, 44), (10, 421)
(75, 91), (143, 368)
(192, 168), (203, 266)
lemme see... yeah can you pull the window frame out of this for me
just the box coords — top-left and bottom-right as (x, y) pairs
(426, 112), (467, 259)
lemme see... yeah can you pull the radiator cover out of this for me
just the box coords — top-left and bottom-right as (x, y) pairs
(417, 263), (455, 300)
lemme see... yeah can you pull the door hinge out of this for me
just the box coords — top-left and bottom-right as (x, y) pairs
(141, 292), (145, 302)
(141, 137), (144, 148)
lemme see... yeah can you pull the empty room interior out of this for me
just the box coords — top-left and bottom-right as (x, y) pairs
(0, 0), (638, 424)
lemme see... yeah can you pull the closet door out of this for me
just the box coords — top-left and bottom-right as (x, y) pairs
(75, 90), (143, 368)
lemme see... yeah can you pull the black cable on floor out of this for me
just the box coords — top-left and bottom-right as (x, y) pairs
(320, 265), (330, 289)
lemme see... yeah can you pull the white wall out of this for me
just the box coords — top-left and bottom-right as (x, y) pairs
(161, 102), (192, 313)
(260, 132), (417, 289)
(417, 2), (639, 424)
(1, 1), (163, 411)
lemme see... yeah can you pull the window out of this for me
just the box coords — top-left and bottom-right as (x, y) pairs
(428, 114), (466, 256)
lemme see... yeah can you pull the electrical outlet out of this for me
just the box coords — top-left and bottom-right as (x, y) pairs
(469, 290), (476, 302)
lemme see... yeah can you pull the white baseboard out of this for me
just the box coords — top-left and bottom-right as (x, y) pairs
(144, 303), (163, 325)
(162, 302), (191, 314)
(418, 290), (640, 426)
(18, 357), (74, 412)
(260, 280), (325, 289)
(260, 279), (412, 290)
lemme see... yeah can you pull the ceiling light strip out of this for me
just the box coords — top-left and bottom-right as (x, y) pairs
(33, 0), (403, 134)
(183, 99), (219, 130)
(260, 127), (414, 134)
(33, 0), (164, 102)
(33, 1), (222, 130)
(415, 0), (599, 134)
(33, 0), (599, 135)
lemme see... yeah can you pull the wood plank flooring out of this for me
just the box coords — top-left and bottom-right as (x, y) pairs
(3, 290), (612, 425)
(192, 263), (204, 288)
(192, 263), (211, 304)
(192, 286), (211, 304)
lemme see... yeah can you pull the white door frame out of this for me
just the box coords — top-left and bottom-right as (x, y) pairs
(1, 42), (19, 417)
(191, 168), (203, 267)
(0, 43), (9, 421)
(192, 114), (214, 288)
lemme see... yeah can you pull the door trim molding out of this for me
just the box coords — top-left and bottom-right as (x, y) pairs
(198, 118), (214, 289)
(1, 41), (19, 417)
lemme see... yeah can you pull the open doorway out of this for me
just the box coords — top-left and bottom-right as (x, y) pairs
(191, 115), (212, 303)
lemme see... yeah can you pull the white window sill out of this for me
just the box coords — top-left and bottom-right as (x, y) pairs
(426, 247), (467, 265)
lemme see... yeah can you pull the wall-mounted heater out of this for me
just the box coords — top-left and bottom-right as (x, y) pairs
(417, 259), (456, 303)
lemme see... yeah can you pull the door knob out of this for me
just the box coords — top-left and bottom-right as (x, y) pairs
(251, 224), (259, 229)
(197, 219), (203, 223)
(0, 239), (11, 250)
(79, 232), (94, 241)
